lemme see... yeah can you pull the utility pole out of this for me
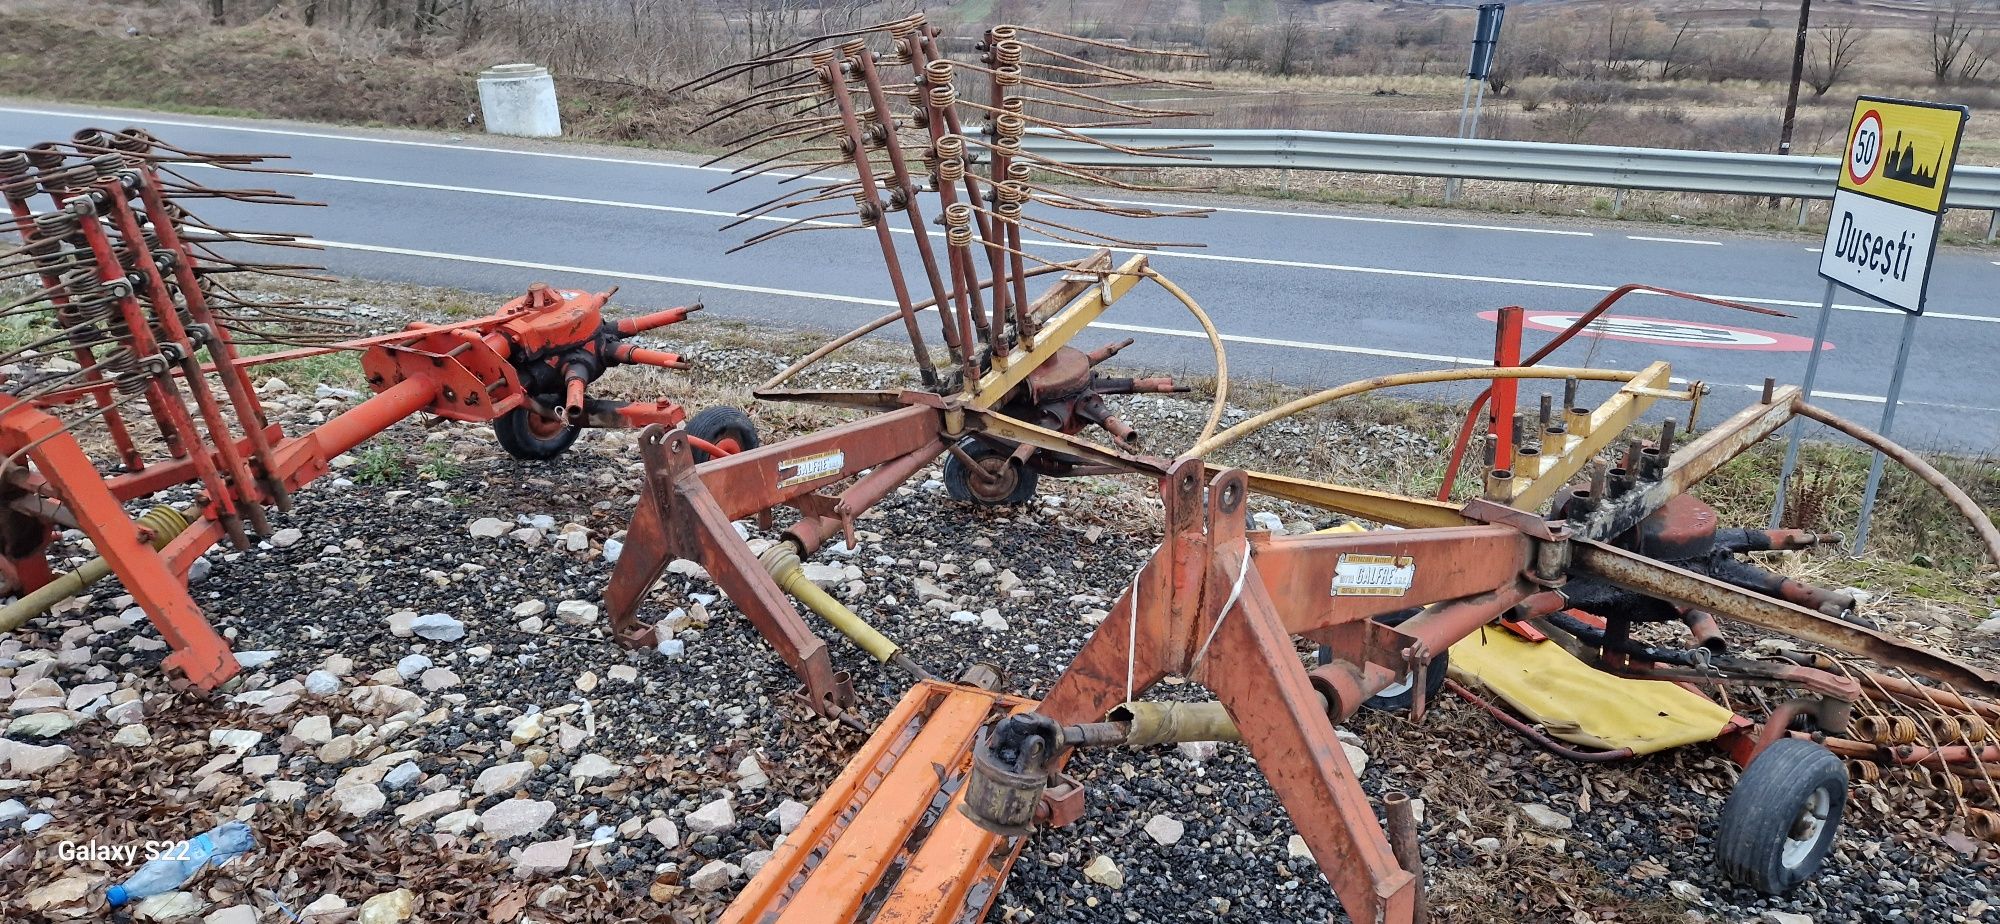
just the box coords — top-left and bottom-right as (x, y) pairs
(1779, 0), (1813, 155)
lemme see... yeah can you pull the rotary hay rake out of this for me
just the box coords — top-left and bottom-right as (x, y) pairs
(0, 127), (750, 688)
(589, 14), (2000, 924)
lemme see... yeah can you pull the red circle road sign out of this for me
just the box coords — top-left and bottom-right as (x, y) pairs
(1849, 109), (1883, 186)
(1480, 311), (1832, 352)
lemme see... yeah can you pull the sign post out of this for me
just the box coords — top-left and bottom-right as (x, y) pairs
(1771, 95), (1966, 552)
(1446, 3), (1505, 204)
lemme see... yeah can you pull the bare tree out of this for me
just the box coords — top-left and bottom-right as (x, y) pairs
(1655, 18), (1697, 80)
(1592, 5), (1651, 78)
(1930, 0), (1986, 84)
(1805, 18), (1867, 96)
(1270, 8), (1312, 77)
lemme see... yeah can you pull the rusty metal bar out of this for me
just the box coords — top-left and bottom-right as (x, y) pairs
(1793, 401), (2000, 566)
(1571, 539), (2000, 698)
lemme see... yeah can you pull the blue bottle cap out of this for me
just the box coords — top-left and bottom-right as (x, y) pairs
(106, 884), (129, 907)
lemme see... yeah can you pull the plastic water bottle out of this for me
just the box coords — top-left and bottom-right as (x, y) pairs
(105, 821), (256, 907)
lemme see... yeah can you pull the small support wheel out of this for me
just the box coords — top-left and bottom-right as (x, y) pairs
(686, 406), (759, 463)
(1715, 738), (1846, 895)
(494, 406), (581, 460)
(944, 437), (1039, 507)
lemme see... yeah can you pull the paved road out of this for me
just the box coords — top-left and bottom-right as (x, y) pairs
(6, 101), (1999, 449)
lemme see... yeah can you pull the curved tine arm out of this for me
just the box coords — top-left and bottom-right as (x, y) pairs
(1010, 25), (1211, 60)
(720, 187), (857, 232)
(673, 50), (823, 94)
(707, 157), (846, 195)
(1140, 269), (1229, 445)
(758, 263), (1082, 392)
(724, 214), (859, 254)
(1792, 401), (2000, 566)
(1012, 39), (1212, 87)
(1011, 209), (1205, 251)
(1193, 367), (1641, 458)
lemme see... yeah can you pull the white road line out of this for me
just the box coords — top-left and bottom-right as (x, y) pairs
(0, 105), (744, 174)
(16, 116), (1994, 321)
(1806, 248), (1823, 253)
(1096, 196), (1593, 236)
(247, 169), (2000, 325)
(315, 238), (1487, 364)
(310, 238), (2000, 413)
(141, 163), (2000, 328)
(2, 104), (1596, 239)
(316, 239), (893, 306)
(1628, 235), (1721, 245)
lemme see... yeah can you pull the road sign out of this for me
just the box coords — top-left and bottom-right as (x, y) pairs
(1817, 96), (1968, 314)
(1466, 4), (1506, 80)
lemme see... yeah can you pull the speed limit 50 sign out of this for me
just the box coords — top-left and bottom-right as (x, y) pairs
(1817, 96), (1968, 314)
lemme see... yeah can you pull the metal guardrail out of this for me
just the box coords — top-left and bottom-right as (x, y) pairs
(1019, 129), (2000, 212)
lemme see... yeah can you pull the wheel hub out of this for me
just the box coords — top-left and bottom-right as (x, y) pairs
(967, 458), (1019, 503)
(1781, 788), (1831, 868)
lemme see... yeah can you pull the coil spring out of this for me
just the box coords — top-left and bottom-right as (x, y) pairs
(72, 128), (116, 151)
(852, 192), (881, 227)
(97, 348), (147, 393)
(996, 181), (1027, 206)
(29, 240), (74, 273)
(890, 27), (917, 62)
(1931, 714), (1994, 742)
(0, 150), (30, 202)
(1007, 162), (1030, 183)
(1931, 768), (1967, 797)
(87, 153), (123, 180)
(928, 81), (957, 110)
(112, 128), (154, 153)
(992, 130), (1024, 159)
(33, 210), (79, 240)
(934, 136), (967, 183)
(1971, 808), (2000, 843)
(26, 144), (66, 173)
(56, 269), (119, 324)
(1853, 715), (1921, 745)
(1847, 760), (1881, 784)
(943, 203), (974, 246)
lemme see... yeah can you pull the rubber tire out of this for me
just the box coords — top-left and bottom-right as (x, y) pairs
(686, 406), (760, 463)
(1314, 607), (1446, 712)
(943, 437), (1039, 507)
(1715, 738), (1846, 895)
(493, 406), (582, 461)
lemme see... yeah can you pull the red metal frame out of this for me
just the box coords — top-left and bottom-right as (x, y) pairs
(0, 131), (741, 688)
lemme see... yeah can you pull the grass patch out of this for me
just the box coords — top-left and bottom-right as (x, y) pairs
(350, 442), (406, 485)
(416, 443), (464, 482)
(233, 343), (366, 392)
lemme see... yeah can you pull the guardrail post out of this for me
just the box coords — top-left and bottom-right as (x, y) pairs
(1612, 189), (1625, 216)
(1988, 210), (1998, 243)
(1796, 198), (1809, 227)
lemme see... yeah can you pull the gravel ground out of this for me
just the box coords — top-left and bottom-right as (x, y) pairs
(2, 294), (1997, 924)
